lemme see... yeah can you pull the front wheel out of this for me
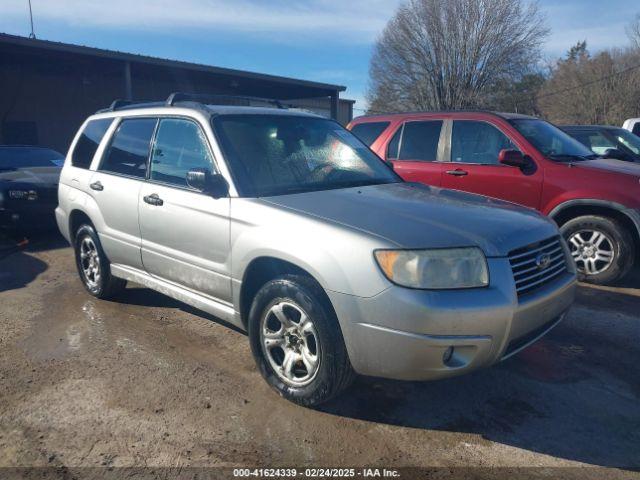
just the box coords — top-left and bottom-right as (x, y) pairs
(560, 215), (634, 285)
(248, 274), (355, 406)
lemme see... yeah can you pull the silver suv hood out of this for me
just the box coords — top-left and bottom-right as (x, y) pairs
(261, 182), (558, 257)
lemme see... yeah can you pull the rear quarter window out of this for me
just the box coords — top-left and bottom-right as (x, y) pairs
(350, 121), (390, 146)
(71, 118), (113, 169)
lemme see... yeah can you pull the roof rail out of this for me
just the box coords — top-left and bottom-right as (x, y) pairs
(96, 99), (133, 113)
(166, 92), (286, 109)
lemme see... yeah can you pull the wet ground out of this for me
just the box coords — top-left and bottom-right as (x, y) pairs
(0, 233), (639, 478)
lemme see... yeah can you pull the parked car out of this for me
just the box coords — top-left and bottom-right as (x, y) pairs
(348, 111), (640, 285)
(57, 95), (575, 406)
(561, 125), (640, 162)
(622, 118), (640, 137)
(0, 145), (64, 231)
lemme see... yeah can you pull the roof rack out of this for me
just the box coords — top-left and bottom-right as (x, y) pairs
(165, 92), (286, 109)
(96, 99), (133, 113)
(96, 93), (288, 114)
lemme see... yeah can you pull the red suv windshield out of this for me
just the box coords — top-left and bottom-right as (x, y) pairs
(510, 119), (597, 160)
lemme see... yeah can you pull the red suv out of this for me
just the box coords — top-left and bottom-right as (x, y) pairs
(348, 111), (640, 284)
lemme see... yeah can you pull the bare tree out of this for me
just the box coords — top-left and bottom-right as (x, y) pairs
(366, 0), (549, 113)
(537, 43), (640, 125)
(627, 13), (640, 49)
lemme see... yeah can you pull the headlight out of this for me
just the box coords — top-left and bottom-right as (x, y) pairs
(8, 190), (38, 200)
(374, 247), (489, 289)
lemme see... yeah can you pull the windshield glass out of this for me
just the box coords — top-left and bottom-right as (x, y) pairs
(0, 147), (64, 169)
(509, 119), (596, 160)
(612, 128), (640, 155)
(212, 115), (400, 197)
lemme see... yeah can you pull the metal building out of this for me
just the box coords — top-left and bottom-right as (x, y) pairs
(0, 33), (353, 154)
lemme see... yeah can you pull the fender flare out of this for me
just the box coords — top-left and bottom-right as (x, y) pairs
(547, 199), (640, 238)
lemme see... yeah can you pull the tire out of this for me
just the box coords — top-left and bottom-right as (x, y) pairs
(560, 215), (634, 285)
(248, 274), (355, 407)
(74, 224), (126, 298)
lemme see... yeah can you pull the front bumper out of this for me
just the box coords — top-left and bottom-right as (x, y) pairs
(327, 257), (576, 381)
(0, 203), (58, 230)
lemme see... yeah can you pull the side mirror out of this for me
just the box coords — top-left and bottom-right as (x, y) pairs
(603, 148), (629, 161)
(498, 149), (528, 168)
(186, 168), (229, 199)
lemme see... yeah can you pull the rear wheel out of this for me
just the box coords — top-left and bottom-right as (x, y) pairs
(248, 274), (355, 406)
(560, 215), (634, 285)
(74, 224), (126, 298)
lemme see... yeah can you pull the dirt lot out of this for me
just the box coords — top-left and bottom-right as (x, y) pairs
(0, 234), (639, 478)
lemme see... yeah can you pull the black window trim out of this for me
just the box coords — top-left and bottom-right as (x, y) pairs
(97, 115), (159, 181)
(71, 117), (114, 170)
(95, 115), (222, 194)
(386, 123), (404, 161)
(447, 119), (522, 167)
(145, 115), (221, 195)
(350, 121), (391, 147)
(386, 119), (449, 163)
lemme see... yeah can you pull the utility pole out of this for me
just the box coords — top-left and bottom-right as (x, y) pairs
(28, 0), (36, 39)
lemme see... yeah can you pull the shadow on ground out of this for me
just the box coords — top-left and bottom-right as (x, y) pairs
(0, 230), (67, 293)
(319, 285), (640, 470)
(112, 286), (246, 335)
(2, 235), (639, 470)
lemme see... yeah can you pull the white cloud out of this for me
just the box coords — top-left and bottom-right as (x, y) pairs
(1, 0), (401, 43)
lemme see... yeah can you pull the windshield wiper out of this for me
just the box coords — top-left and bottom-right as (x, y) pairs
(548, 153), (596, 162)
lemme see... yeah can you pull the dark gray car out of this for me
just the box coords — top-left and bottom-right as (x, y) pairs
(0, 145), (64, 230)
(561, 125), (640, 162)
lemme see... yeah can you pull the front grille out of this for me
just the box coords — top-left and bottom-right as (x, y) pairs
(502, 315), (562, 359)
(509, 236), (568, 297)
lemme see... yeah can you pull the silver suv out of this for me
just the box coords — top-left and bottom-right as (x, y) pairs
(57, 94), (576, 406)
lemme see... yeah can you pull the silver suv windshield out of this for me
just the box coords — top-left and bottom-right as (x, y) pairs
(212, 115), (400, 197)
(509, 119), (597, 161)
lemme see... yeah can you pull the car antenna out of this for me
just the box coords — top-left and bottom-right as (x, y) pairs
(27, 0), (36, 39)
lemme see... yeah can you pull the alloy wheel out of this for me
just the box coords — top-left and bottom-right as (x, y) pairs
(568, 229), (615, 275)
(260, 301), (320, 387)
(79, 236), (101, 288)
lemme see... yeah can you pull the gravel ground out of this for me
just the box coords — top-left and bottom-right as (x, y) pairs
(0, 234), (639, 479)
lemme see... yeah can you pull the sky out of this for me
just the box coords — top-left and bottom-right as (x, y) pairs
(1, 0), (638, 113)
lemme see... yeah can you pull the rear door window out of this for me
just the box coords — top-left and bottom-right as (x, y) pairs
(350, 122), (389, 146)
(150, 118), (214, 188)
(398, 121), (443, 161)
(71, 118), (113, 169)
(451, 121), (515, 165)
(100, 118), (157, 178)
(386, 126), (402, 160)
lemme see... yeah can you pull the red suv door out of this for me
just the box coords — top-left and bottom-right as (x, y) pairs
(440, 119), (543, 209)
(386, 119), (446, 186)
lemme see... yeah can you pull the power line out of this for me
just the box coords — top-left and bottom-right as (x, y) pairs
(535, 61), (640, 100)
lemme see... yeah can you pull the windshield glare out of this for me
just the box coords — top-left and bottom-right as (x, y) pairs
(509, 119), (595, 159)
(213, 115), (400, 197)
(0, 147), (64, 169)
(613, 128), (640, 155)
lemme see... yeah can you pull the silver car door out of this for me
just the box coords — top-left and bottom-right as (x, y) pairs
(139, 117), (231, 302)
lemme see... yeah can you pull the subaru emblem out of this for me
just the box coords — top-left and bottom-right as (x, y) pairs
(535, 253), (552, 270)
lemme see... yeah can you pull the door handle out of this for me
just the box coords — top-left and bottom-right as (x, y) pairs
(445, 169), (468, 176)
(143, 194), (164, 206)
(89, 181), (104, 191)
